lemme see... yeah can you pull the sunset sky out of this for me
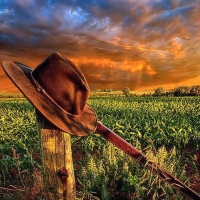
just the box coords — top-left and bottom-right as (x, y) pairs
(0, 0), (200, 93)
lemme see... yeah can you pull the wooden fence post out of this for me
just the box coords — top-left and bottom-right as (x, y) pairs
(36, 112), (76, 200)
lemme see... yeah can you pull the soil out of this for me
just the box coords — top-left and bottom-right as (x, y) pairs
(184, 150), (200, 193)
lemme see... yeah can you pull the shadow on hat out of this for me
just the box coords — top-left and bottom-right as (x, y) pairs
(1, 52), (97, 136)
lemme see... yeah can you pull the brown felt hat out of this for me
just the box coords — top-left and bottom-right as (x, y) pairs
(1, 52), (97, 136)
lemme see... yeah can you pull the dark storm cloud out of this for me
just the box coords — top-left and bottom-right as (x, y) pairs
(0, 0), (200, 92)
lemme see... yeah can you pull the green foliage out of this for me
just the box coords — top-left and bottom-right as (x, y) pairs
(0, 97), (200, 199)
(0, 99), (42, 199)
(173, 85), (200, 96)
(190, 85), (200, 96)
(122, 87), (131, 97)
(0, 93), (24, 98)
(174, 86), (191, 96)
(153, 87), (165, 96)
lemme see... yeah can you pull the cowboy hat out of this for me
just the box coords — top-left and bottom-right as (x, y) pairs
(1, 52), (97, 136)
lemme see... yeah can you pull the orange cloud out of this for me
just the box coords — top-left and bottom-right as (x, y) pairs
(0, 1), (200, 93)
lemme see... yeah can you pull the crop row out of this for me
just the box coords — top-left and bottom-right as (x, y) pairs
(0, 97), (199, 199)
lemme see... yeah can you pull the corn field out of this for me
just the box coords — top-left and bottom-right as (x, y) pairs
(0, 96), (200, 199)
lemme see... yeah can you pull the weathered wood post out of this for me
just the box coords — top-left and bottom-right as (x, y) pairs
(36, 112), (76, 200)
(1, 52), (96, 199)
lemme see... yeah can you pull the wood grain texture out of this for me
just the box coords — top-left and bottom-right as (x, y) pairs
(36, 112), (76, 200)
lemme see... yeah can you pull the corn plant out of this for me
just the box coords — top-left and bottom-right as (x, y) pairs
(0, 96), (200, 199)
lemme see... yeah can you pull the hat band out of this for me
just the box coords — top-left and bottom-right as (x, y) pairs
(30, 71), (82, 118)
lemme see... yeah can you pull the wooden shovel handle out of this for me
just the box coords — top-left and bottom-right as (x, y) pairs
(96, 121), (200, 200)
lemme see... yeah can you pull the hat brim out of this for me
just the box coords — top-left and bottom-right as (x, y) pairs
(2, 61), (97, 136)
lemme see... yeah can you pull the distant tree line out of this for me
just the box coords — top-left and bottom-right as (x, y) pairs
(121, 85), (200, 97)
(0, 93), (24, 98)
(153, 85), (200, 96)
(2, 85), (200, 98)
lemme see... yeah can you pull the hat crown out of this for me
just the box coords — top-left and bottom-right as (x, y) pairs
(32, 53), (89, 116)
